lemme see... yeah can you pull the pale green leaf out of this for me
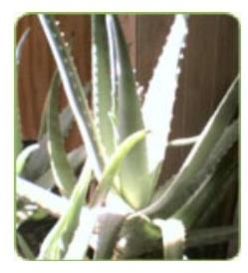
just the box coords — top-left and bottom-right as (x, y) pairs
(142, 15), (189, 183)
(153, 218), (185, 260)
(38, 14), (105, 180)
(46, 71), (76, 197)
(64, 130), (148, 259)
(38, 160), (92, 259)
(142, 76), (239, 218)
(92, 15), (114, 157)
(106, 15), (149, 209)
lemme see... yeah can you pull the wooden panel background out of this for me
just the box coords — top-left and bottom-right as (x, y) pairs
(16, 14), (239, 180)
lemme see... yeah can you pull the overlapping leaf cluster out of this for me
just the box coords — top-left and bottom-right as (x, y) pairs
(15, 14), (239, 260)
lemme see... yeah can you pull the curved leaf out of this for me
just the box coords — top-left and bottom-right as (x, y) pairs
(142, 76), (239, 218)
(106, 15), (149, 209)
(142, 15), (189, 184)
(47, 71), (76, 197)
(92, 15), (114, 157)
(38, 160), (92, 259)
(38, 14), (105, 180)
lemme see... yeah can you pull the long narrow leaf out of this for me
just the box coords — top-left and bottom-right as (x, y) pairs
(65, 130), (148, 259)
(22, 104), (74, 181)
(142, 15), (189, 181)
(142, 76), (239, 217)
(38, 160), (92, 259)
(92, 15), (114, 157)
(94, 212), (126, 259)
(16, 177), (69, 217)
(90, 129), (148, 207)
(38, 14), (105, 180)
(36, 145), (85, 189)
(106, 15), (149, 209)
(47, 71), (76, 197)
(173, 120), (238, 227)
(186, 226), (238, 248)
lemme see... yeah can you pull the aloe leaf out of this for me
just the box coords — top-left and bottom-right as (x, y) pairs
(16, 177), (69, 217)
(106, 15), (150, 209)
(142, 15), (189, 182)
(36, 145), (85, 189)
(142, 76), (239, 217)
(47, 70), (76, 197)
(94, 212), (126, 260)
(153, 218), (185, 260)
(38, 14), (105, 180)
(114, 214), (161, 259)
(15, 29), (30, 159)
(21, 105), (74, 181)
(38, 160), (92, 259)
(173, 120), (238, 227)
(92, 15), (114, 157)
(186, 226), (238, 248)
(16, 144), (39, 176)
(64, 130), (148, 259)
(90, 129), (148, 207)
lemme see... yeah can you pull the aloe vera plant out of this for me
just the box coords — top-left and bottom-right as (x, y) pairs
(16, 14), (239, 260)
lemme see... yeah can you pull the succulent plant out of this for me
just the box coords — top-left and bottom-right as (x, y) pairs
(15, 14), (239, 260)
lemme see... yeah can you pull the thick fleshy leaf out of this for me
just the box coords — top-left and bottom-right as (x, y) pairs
(36, 145), (85, 189)
(106, 15), (149, 209)
(153, 218), (185, 260)
(177, 138), (238, 228)
(142, 15), (189, 182)
(16, 177), (69, 217)
(90, 129), (148, 207)
(64, 130), (148, 259)
(38, 160), (92, 259)
(16, 144), (39, 175)
(186, 226), (238, 248)
(114, 214), (161, 259)
(142, 76), (239, 218)
(38, 14), (105, 180)
(21, 105), (75, 181)
(92, 15), (114, 157)
(94, 212), (126, 260)
(47, 71), (76, 197)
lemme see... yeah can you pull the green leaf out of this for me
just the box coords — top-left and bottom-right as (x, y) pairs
(38, 14), (105, 180)
(64, 130), (148, 260)
(92, 15), (114, 157)
(16, 144), (39, 175)
(106, 15), (149, 209)
(142, 76), (239, 218)
(142, 15), (189, 185)
(36, 145), (85, 189)
(38, 160), (92, 259)
(153, 218), (185, 260)
(114, 214), (161, 259)
(94, 212), (126, 259)
(90, 129), (149, 207)
(186, 226), (238, 248)
(16, 177), (69, 217)
(21, 104), (75, 181)
(47, 71), (76, 197)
